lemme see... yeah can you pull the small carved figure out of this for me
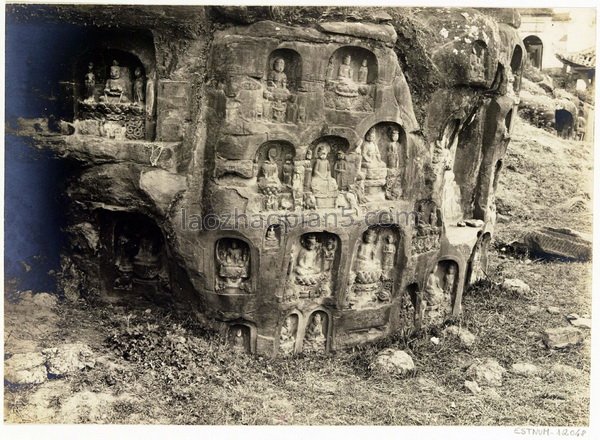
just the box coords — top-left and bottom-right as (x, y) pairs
(338, 55), (353, 82)
(287, 95), (298, 123)
(282, 154), (294, 186)
(303, 149), (313, 191)
(304, 313), (326, 352)
(310, 144), (338, 196)
(303, 192), (316, 210)
(297, 104), (306, 123)
(268, 57), (288, 89)
(443, 264), (457, 303)
(358, 59), (369, 84)
(387, 128), (401, 169)
(362, 129), (386, 169)
(265, 225), (278, 243)
(322, 237), (337, 273)
(292, 163), (305, 208)
(133, 67), (145, 104)
(382, 235), (396, 274)
(280, 315), (296, 354)
(470, 46), (486, 81)
(84, 62), (96, 102)
(429, 209), (438, 231)
(295, 234), (321, 284)
(231, 328), (247, 353)
(103, 60), (129, 103)
(349, 174), (367, 204)
(334, 151), (351, 190)
(216, 240), (250, 290)
(272, 99), (287, 122)
(423, 270), (444, 309)
(258, 147), (282, 192)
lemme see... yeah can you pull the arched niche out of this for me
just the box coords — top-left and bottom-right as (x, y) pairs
(302, 310), (329, 353)
(266, 48), (303, 91)
(307, 135), (351, 190)
(228, 322), (254, 354)
(555, 109), (574, 139)
(281, 231), (341, 303)
(100, 210), (167, 292)
(348, 224), (402, 309)
(255, 140), (296, 185)
(327, 46), (378, 84)
(364, 122), (407, 169)
(469, 40), (488, 83)
(510, 45), (524, 92)
(264, 224), (283, 249)
(423, 259), (459, 321)
(214, 237), (252, 294)
(523, 35), (543, 69)
(279, 312), (300, 355)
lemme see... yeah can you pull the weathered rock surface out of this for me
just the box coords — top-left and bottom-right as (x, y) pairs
(465, 219), (485, 228)
(464, 380), (481, 395)
(444, 325), (476, 347)
(466, 358), (506, 387)
(523, 227), (592, 261)
(550, 364), (583, 377)
(542, 327), (583, 349)
(5, 352), (48, 385)
(566, 313), (592, 329)
(43, 343), (96, 376)
(546, 306), (561, 315)
(370, 348), (415, 376)
(511, 362), (540, 377)
(501, 278), (531, 295)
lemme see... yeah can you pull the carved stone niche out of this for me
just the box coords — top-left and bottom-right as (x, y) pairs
(361, 122), (407, 201)
(510, 45), (524, 93)
(255, 140), (296, 211)
(264, 224), (283, 251)
(215, 238), (252, 294)
(279, 312), (299, 355)
(325, 46), (378, 112)
(403, 282), (421, 329)
(468, 40), (488, 85)
(305, 136), (350, 209)
(259, 48), (304, 124)
(302, 310), (329, 353)
(422, 259), (459, 326)
(105, 211), (167, 297)
(228, 323), (253, 354)
(75, 48), (156, 141)
(280, 232), (341, 304)
(411, 200), (441, 255)
(347, 225), (401, 310)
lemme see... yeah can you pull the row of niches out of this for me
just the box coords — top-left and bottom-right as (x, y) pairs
(215, 225), (403, 311)
(217, 122), (408, 211)
(74, 50), (154, 141)
(217, 46), (380, 124)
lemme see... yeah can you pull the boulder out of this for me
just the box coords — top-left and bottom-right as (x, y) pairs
(569, 317), (592, 330)
(465, 219), (485, 228)
(5, 352), (47, 385)
(523, 227), (592, 261)
(542, 327), (583, 349)
(550, 364), (582, 377)
(444, 326), (476, 347)
(546, 306), (561, 315)
(466, 358), (506, 387)
(370, 348), (415, 376)
(30, 292), (59, 308)
(501, 279), (531, 295)
(464, 380), (481, 395)
(42, 343), (96, 376)
(511, 362), (540, 377)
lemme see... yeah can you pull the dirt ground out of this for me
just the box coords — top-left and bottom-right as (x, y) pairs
(3, 117), (593, 426)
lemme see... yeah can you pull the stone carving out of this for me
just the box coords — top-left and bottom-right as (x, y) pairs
(281, 232), (339, 302)
(265, 225), (280, 249)
(334, 151), (351, 191)
(215, 238), (251, 293)
(101, 60), (130, 103)
(325, 48), (376, 112)
(84, 62), (96, 102)
(347, 227), (398, 308)
(470, 42), (487, 82)
(310, 143), (339, 207)
(412, 202), (441, 254)
(282, 154), (294, 187)
(268, 57), (288, 89)
(422, 261), (457, 325)
(133, 237), (161, 280)
(361, 129), (387, 198)
(303, 312), (327, 353)
(229, 325), (250, 353)
(114, 233), (135, 290)
(279, 314), (298, 355)
(133, 67), (145, 104)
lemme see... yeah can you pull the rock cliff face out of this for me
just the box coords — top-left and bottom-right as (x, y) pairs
(7, 6), (524, 355)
